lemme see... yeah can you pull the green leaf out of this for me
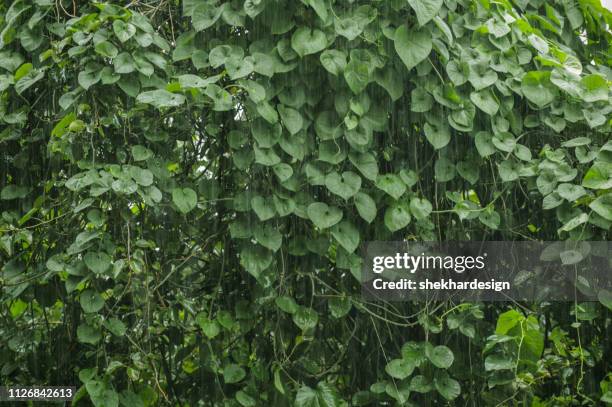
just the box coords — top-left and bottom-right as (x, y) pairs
(495, 309), (523, 335)
(320, 50), (347, 76)
(84, 251), (111, 274)
(80, 289), (104, 313)
(394, 26), (432, 70)
(104, 318), (126, 337)
(474, 131), (495, 157)
(114, 52), (135, 74)
(172, 188), (197, 214)
(272, 163), (293, 182)
(411, 87), (433, 112)
(589, 193), (612, 221)
(295, 383), (339, 407)
(251, 195), (276, 221)
(581, 74), (608, 103)
(0, 185), (28, 200)
(307, 202), (343, 229)
(240, 245), (273, 278)
(278, 105), (303, 135)
(484, 354), (514, 371)
(521, 71), (557, 107)
(434, 157), (456, 182)
(223, 364), (246, 384)
(385, 358), (415, 380)
(325, 171), (361, 200)
(328, 296), (351, 318)
(344, 58), (370, 94)
(426, 345), (454, 369)
(384, 203), (411, 232)
(113, 20), (136, 42)
(407, 0), (443, 26)
(479, 209), (500, 229)
(15, 67), (44, 94)
(275, 296), (299, 314)
(497, 161), (520, 182)
(293, 307), (319, 330)
(307, 0), (328, 21)
(94, 41), (119, 58)
(434, 372), (460, 400)
(470, 89), (499, 116)
(582, 163), (612, 190)
(376, 174), (406, 200)
(424, 121), (450, 150)
(597, 289), (612, 311)
(331, 220), (360, 253)
(136, 90), (186, 108)
(558, 212), (588, 233)
(409, 198), (432, 220)
(349, 152), (378, 181)
(77, 323), (102, 345)
(253, 223), (282, 252)
(291, 27), (327, 57)
(131, 145), (153, 161)
(192, 3), (223, 31)
(354, 192), (376, 223)
(235, 391), (257, 407)
(556, 183), (586, 202)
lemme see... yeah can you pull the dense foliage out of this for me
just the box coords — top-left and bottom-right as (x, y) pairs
(1, 0), (612, 405)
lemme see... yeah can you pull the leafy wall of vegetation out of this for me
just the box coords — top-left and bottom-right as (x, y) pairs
(1, 0), (611, 405)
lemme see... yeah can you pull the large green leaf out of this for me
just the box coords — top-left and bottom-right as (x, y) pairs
(291, 27), (327, 57)
(307, 202), (343, 229)
(394, 26), (432, 70)
(407, 0), (443, 26)
(172, 188), (197, 214)
(325, 171), (361, 200)
(136, 90), (186, 108)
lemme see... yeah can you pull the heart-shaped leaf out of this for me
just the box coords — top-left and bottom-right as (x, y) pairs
(331, 220), (360, 253)
(172, 188), (197, 214)
(84, 251), (111, 274)
(376, 174), (406, 200)
(385, 358), (415, 380)
(80, 289), (104, 313)
(354, 192), (376, 223)
(394, 25), (432, 70)
(253, 223), (282, 252)
(409, 197), (432, 220)
(307, 202), (343, 229)
(251, 196), (276, 221)
(384, 203), (411, 232)
(325, 171), (362, 200)
(291, 27), (327, 57)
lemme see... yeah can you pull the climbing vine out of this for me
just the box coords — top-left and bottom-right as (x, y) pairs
(1, 0), (611, 405)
